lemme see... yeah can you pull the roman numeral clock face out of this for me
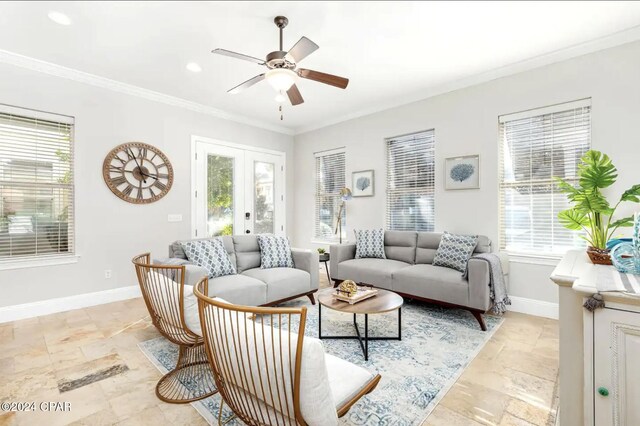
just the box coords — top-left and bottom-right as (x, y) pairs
(103, 142), (174, 204)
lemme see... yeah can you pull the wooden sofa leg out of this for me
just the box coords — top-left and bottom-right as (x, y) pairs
(470, 310), (487, 331)
(307, 293), (316, 305)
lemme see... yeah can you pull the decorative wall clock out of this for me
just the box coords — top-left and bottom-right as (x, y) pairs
(103, 142), (174, 204)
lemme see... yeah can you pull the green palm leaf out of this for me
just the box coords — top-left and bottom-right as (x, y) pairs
(558, 209), (589, 230)
(620, 184), (640, 203)
(610, 216), (635, 228)
(578, 150), (617, 190)
(572, 190), (611, 213)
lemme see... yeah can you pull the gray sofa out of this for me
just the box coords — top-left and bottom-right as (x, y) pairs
(166, 235), (319, 306)
(330, 231), (509, 330)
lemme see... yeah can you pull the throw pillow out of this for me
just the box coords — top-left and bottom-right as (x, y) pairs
(181, 238), (236, 278)
(257, 235), (295, 269)
(433, 231), (478, 273)
(354, 229), (386, 259)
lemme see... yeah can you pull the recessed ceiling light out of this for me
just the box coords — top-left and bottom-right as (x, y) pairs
(48, 11), (71, 26)
(186, 62), (202, 73)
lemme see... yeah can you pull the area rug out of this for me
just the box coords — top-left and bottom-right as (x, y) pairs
(139, 298), (503, 425)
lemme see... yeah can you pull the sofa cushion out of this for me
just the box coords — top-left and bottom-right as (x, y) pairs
(170, 236), (236, 267)
(181, 238), (237, 278)
(243, 267), (311, 303)
(384, 230), (417, 264)
(233, 235), (262, 273)
(392, 264), (470, 307)
(337, 258), (409, 289)
(256, 235), (294, 269)
(415, 232), (442, 264)
(415, 232), (492, 264)
(206, 274), (267, 306)
(354, 229), (386, 259)
(432, 232), (478, 273)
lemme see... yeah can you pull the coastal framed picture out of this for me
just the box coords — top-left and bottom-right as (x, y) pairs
(352, 169), (375, 197)
(445, 155), (480, 190)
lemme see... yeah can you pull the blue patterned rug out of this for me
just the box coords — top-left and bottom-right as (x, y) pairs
(139, 298), (503, 425)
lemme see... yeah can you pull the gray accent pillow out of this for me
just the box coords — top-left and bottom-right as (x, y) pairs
(432, 231), (478, 273)
(181, 238), (237, 278)
(354, 229), (387, 259)
(256, 235), (295, 269)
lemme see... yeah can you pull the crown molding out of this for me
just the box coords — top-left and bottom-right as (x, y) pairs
(0, 49), (295, 136)
(294, 24), (640, 135)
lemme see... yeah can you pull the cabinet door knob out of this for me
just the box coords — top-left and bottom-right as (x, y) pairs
(597, 387), (609, 397)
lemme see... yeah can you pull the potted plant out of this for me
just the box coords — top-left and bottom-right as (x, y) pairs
(557, 150), (640, 264)
(317, 248), (326, 254)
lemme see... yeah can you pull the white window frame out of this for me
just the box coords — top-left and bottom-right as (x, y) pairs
(0, 104), (77, 269)
(498, 99), (591, 260)
(313, 147), (346, 243)
(385, 130), (436, 232)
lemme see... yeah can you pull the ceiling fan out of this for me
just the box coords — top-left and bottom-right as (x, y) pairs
(212, 16), (349, 106)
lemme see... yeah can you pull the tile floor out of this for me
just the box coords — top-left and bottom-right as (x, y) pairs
(0, 274), (558, 426)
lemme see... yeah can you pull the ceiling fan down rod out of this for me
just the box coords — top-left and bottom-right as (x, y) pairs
(274, 16), (288, 52)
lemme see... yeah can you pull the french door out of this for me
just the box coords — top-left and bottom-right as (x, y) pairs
(193, 139), (285, 238)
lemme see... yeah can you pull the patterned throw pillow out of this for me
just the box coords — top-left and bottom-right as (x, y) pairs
(354, 229), (387, 259)
(432, 232), (478, 273)
(257, 235), (295, 269)
(181, 238), (236, 278)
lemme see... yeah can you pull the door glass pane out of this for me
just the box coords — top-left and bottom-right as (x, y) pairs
(254, 161), (274, 234)
(207, 155), (234, 236)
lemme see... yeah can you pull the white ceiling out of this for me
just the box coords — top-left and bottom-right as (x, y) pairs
(1, 1), (640, 134)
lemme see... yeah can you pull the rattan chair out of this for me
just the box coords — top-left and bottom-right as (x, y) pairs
(132, 253), (217, 403)
(194, 276), (381, 425)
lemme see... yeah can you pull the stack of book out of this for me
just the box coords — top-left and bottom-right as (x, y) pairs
(333, 286), (378, 304)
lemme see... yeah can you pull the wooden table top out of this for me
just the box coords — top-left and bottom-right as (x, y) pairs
(317, 287), (404, 314)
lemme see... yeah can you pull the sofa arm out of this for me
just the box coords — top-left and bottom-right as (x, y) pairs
(330, 243), (356, 280)
(467, 258), (491, 311)
(184, 264), (209, 287)
(292, 248), (319, 290)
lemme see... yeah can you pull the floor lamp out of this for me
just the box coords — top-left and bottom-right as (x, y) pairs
(334, 187), (352, 244)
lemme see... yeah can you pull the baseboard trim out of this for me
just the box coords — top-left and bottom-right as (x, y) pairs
(0, 285), (141, 324)
(508, 296), (559, 320)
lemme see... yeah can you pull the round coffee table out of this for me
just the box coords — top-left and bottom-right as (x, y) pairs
(317, 287), (403, 361)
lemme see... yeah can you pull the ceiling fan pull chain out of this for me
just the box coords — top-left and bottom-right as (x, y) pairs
(279, 105), (283, 121)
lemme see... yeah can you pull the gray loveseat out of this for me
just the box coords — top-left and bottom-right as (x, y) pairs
(166, 235), (319, 306)
(330, 231), (509, 330)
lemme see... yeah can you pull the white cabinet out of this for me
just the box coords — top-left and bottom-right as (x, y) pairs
(592, 307), (640, 426)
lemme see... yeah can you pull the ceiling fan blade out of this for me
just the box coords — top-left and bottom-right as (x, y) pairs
(212, 48), (265, 65)
(228, 74), (265, 94)
(284, 37), (319, 63)
(287, 84), (304, 106)
(298, 69), (349, 89)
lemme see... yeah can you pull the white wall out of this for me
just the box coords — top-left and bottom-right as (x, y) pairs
(0, 62), (294, 308)
(292, 40), (640, 305)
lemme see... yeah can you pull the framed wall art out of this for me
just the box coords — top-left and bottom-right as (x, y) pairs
(352, 169), (375, 197)
(445, 155), (479, 190)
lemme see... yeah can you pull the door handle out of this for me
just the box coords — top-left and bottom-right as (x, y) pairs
(245, 229), (251, 234)
(597, 387), (609, 397)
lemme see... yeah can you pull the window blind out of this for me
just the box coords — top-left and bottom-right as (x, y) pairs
(314, 149), (345, 241)
(499, 101), (591, 255)
(386, 130), (435, 232)
(0, 109), (75, 260)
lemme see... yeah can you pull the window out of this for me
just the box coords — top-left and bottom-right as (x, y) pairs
(0, 106), (74, 260)
(499, 100), (591, 256)
(314, 149), (345, 242)
(386, 130), (435, 231)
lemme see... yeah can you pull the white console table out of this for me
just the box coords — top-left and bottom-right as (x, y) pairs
(551, 250), (640, 426)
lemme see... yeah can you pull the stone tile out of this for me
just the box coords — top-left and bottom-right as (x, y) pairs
(0, 357), (15, 376)
(532, 336), (559, 359)
(500, 413), (537, 426)
(115, 405), (168, 425)
(49, 346), (89, 372)
(55, 353), (128, 392)
(439, 380), (510, 425)
(0, 412), (17, 426)
(424, 405), (484, 425)
(158, 402), (210, 425)
(505, 398), (551, 426)
(107, 378), (161, 420)
(67, 408), (119, 426)
(44, 323), (106, 353)
(496, 348), (558, 382)
(0, 366), (59, 401)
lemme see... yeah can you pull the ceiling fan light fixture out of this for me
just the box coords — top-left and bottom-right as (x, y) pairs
(265, 68), (297, 92)
(274, 91), (286, 103)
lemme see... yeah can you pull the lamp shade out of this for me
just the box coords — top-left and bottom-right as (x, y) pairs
(265, 68), (297, 92)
